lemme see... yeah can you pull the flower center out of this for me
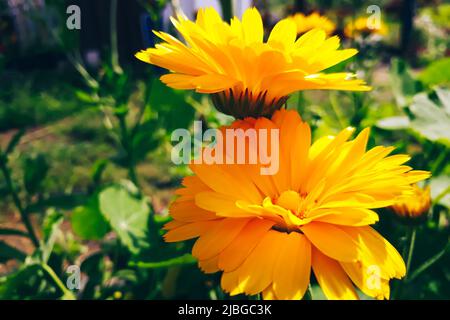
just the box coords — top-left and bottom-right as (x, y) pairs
(262, 190), (318, 233)
(211, 88), (288, 119)
(274, 190), (309, 219)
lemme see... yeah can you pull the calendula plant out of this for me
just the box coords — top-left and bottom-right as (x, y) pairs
(135, 7), (438, 300)
(0, 1), (448, 301)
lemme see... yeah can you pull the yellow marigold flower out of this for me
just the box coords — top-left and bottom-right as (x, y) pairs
(391, 184), (431, 222)
(136, 7), (370, 119)
(288, 12), (336, 35)
(164, 109), (430, 300)
(344, 17), (388, 39)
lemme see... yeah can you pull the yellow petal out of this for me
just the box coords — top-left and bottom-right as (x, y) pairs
(192, 218), (251, 260)
(268, 18), (297, 50)
(273, 232), (311, 300)
(218, 219), (274, 272)
(242, 7), (263, 44)
(236, 230), (285, 295)
(199, 255), (220, 274)
(312, 247), (358, 300)
(301, 222), (360, 262)
(164, 220), (219, 242)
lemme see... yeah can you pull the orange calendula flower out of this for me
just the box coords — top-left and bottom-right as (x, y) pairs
(288, 12), (336, 35)
(344, 17), (388, 39)
(164, 109), (430, 300)
(390, 184), (431, 222)
(136, 7), (370, 119)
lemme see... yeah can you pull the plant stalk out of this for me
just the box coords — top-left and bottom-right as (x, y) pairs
(0, 159), (39, 247)
(110, 0), (123, 75)
(41, 263), (76, 300)
(117, 114), (139, 188)
(406, 227), (417, 277)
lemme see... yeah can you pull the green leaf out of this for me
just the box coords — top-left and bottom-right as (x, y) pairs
(23, 154), (49, 195)
(0, 228), (29, 237)
(5, 129), (25, 155)
(71, 197), (110, 240)
(409, 90), (450, 144)
(130, 254), (197, 269)
(430, 175), (450, 208)
(0, 264), (45, 299)
(0, 240), (26, 263)
(389, 58), (420, 107)
(98, 184), (151, 254)
(39, 209), (64, 264)
(0, 263), (71, 299)
(376, 116), (410, 130)
(148, 81), (195, 132)
(42, 209), (64, 241)
(418, 57), (450, 88)
(75, 90), (98, 104)
(131, 120), (161, 163)
(91, 159), (109, 186)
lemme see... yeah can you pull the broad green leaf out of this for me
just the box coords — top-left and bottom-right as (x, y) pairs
(409, 91), (450, 144)
(430, 175), (450, 208)
(376, 116), (410, 130)
(71, 197), (110, 240)
(130, 254), (197, 269)
(435, 87), (450, 113)
(98, 184), (150, 254)
(418, 58), (450, 88)
(390, 58), (420, 107)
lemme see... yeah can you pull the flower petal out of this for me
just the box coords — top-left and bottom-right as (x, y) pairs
(312, 247), (358, 300)
(301, 222), (360, 262)
(273, 232), (311, 300)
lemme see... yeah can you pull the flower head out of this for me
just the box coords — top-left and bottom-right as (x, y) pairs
(344, 17), (388, 39)
(390, 184), (431, 223)
(136, 7), (370, 119)
(288, 12), (336, 35)
(164, 109), (430, 300)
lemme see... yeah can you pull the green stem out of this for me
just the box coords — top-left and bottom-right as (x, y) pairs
(405, 228), (417, 277)
(393, 227), (417, 299)
(433, 186), (450, 206)
(110, 0), (123, 75)
(41, 263), (76, 300)
(329, 93), (347, 129)
(430, 148), (448, 176)
(0, 159), (39, 247)
(406, 243), (448, 283)
(117, 114), (139, 188)
(131, 79), (154, 138)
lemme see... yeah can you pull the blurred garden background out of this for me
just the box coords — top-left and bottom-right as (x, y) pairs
(0, 0), (449, 300)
